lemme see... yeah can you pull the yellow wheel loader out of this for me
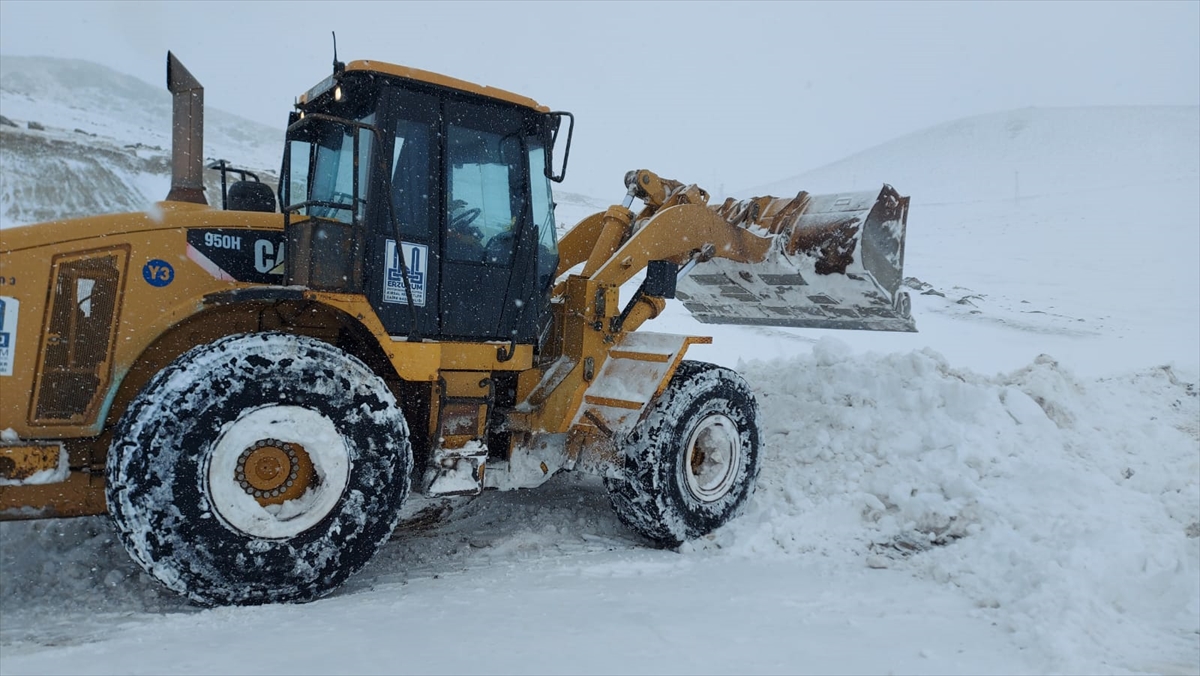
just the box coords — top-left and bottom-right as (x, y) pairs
(0, 52), (913, 605)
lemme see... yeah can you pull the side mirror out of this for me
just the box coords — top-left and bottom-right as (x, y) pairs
(545, 111), (574, 183)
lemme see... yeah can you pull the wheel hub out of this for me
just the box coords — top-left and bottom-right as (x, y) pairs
(684, 413), (741, 503)
(236, 439), (314, 505)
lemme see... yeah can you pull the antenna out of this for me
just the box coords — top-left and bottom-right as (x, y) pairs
(332, 31), (345, 75)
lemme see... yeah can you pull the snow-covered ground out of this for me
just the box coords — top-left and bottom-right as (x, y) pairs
(0, 60), (1197, 675)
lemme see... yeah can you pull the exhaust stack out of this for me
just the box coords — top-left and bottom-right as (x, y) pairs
(165, 52), (205, 204)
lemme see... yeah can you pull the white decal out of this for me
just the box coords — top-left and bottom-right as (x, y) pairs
(254, 239), (285, 275)
(383, 240), (428, 307)
(0, 296), (17, 376)
(204, 232), (242, 250)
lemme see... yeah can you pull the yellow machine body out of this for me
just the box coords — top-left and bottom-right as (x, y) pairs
(0, 54), (911, 523)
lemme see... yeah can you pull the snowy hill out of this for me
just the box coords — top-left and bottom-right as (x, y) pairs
(685, 106), (1200, 377)
(0, 55), (282, 226)
(747, 106), (1199, 204)
(0, 63), (1197, 676)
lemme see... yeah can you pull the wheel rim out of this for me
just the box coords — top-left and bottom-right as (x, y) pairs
(683, 413), (741, 503)
(236, 439), (315, 504)
(207, 405), (350, 539)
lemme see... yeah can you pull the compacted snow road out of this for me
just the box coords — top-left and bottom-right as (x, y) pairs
(2, 476), (1044, 676)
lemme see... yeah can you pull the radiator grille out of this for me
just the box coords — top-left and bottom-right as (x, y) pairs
(33, 249), (128, 424)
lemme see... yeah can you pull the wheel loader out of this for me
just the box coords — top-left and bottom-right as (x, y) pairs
(0, 52), (913, 606)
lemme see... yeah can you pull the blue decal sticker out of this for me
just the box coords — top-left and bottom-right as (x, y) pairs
(0, 296), (16, 376)
(142, 259), (175, 287)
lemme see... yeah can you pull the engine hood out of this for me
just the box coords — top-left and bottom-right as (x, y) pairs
(0, 202), (283, 254)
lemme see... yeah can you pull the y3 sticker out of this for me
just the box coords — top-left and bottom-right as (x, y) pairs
(0, 297), (17, 376)
(384, 240), (428, 306)
(142, 259), (175, 287)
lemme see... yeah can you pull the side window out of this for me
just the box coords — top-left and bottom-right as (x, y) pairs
(389, 118), (433, 239)
(528, 143), (559, 288)
(286, 139), (311, 212)
(445, 124), (522, 264)
(313, 115), (374, 224)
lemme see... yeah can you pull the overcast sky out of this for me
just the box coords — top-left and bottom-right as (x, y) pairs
(1, 1), (1197, 196)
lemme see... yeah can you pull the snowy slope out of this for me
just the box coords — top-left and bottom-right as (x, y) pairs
(673, 106), (1200, 378)
(0, 55), (282, 226)
(746, 106), (1199, 203)
(0, 71), (1197, 676)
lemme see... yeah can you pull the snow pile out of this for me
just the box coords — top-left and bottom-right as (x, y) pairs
(704, 339), (1200, 673)
(0, 516), (188, 623)
(3, 344), (1196, 673)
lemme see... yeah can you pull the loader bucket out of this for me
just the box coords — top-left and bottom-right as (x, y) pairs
(676, 185), (915, 332)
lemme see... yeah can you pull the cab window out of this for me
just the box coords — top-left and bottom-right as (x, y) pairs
(445, 108), (524, 265)
(285, 113), (375, 224)
(528, 142), (559, 288)
(389, 117), (434, 238)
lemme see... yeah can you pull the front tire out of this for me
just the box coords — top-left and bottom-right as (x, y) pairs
(106, 332), (411, 606)
(604, 361), (762, 547)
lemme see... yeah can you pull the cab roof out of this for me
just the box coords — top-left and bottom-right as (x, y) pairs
(341, 60), (550, 113)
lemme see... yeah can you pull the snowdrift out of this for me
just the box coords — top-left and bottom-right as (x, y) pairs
(3, 341), (1197, 673)
(732, 341), (1199, 673)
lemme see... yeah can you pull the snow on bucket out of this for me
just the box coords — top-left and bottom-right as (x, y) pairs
(677, 185), (915, 332)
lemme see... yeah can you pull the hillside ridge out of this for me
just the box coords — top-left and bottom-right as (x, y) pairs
(745, 104), (1200, 204)
(1, 55), (283, 227)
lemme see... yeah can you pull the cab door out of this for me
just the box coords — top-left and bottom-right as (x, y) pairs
(439, 100), (531, 341)
(366, 88), (441, 338)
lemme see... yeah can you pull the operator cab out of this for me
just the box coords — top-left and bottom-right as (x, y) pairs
(280, 61), (572, 346)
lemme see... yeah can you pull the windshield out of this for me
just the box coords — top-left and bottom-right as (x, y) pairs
(284, 112), (376, 224)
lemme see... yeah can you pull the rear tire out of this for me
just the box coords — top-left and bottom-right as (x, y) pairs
(106, 332), (411, 606)
(604, 361), (762, 547)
